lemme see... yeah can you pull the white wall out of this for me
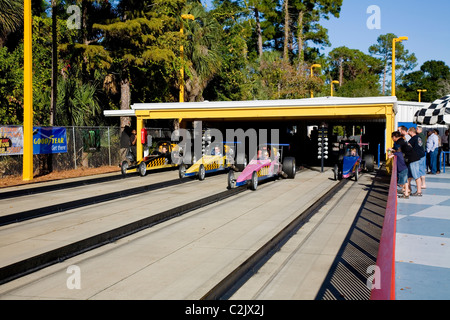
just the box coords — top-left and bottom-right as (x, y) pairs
(396, 101), (449, 135)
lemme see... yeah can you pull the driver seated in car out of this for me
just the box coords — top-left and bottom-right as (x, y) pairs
(257, 146), (269, 160)
(212, 146), (222, 156)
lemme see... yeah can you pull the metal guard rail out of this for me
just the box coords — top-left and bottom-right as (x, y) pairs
(371, 156), (397, 300)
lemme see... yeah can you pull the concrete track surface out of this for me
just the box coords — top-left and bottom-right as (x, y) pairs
(0, 168), (388, 300)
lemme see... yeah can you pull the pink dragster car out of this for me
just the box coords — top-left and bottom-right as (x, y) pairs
(227, 144), (296, 190)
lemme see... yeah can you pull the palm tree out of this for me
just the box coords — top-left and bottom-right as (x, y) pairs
(183, 2), (223, 102)
(0, 0), (23, 46)
(57, 77), (102, 126)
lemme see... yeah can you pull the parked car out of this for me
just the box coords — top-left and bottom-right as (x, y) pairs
(333, 139), (374, 181)
(179, 143), (246, 180)
(228, 144), (296, 190)
(121, 140), (180, 176)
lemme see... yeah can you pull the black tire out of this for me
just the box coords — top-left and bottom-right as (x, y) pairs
(334, 164), (339, 181)
(250, 171), (258, 191)
(227, 170), (236, 189)
(121, 161), (129, 176)
(355, 166), (359, 181)
(179, 163), (187, 179)
(282, 157), (296, 179)
(198, 164), (206, 181)
(338, 168), (343, 180)
(364, 154), (375, 172)
(235, 152), (247, 172)
(138, 162), (147, 177)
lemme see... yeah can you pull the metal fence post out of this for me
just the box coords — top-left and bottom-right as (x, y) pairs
(73, 126), (77, 169)
(108, 127), (111, 166)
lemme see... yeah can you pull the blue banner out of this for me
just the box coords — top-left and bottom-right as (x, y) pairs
(33, 127), (68, 155)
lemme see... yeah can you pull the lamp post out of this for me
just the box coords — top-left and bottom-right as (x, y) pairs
(23, 0), (33, 181)
(331, 80), (339, 97)
(417, 89), (427, 102)
(179, 14), (195, 103)
(310, 64), (321, 98)
(391, 36), (408, 96)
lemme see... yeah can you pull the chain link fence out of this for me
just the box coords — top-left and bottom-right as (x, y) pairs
(0, 126), (171, 177)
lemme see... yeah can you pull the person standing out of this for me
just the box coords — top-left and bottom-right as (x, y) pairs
(392, 131), (422, 196)
(408, 127), (427, 190)
(388, 148), (410, 199)
(398, 126), (411, 142)
(435, 129), (442, 173)
(130, 129), (137, 161)
(442, 130), (449, 165)
(427, 130), (439, 175)
(119, 125), (131, 166)
(417, 126), (427, 152)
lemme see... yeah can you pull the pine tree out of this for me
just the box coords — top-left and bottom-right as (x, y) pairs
(93, 0), (183, 127)
(369, 33), (417, 95)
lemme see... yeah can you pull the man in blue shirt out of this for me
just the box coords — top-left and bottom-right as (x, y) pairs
(408, 127), (427, 189)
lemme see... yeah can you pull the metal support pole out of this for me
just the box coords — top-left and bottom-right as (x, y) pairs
(73, 127), (77, 169)
(23, 0), (33, 181)
(108, 127), (111, 166)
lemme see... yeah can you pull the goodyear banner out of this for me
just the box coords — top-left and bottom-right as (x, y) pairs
(0, 126), (67, 156)
(33, 127), (67, 155)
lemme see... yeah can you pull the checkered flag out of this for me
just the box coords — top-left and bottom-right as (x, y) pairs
(413, 94), (450, 125)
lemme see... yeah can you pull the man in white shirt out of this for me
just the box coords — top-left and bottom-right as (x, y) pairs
(427, 130), (439, 174)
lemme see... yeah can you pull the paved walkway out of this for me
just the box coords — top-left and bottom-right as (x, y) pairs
(395, 169), (450, 300)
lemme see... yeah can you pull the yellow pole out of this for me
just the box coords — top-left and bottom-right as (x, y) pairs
(179, 14), (194, 103)
(331, 80), (339, 97)
(179, 25), (184, 103)
(391, 39), (396, 97)
(23, 0), (33, 181)
(136, 117), (143, 163)
(417, 89), (427, 102)
(385, 105), (395, 159)
(391, 36), (408, 97)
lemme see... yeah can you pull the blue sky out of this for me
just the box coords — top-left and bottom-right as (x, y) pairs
(204, 0), (450, 71)
(320, 0), (450, 71)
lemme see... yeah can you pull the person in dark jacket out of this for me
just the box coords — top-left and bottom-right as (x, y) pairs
(408, 127), (427, 190)
(388, 148), (410, 199)
(120, 125), (131, 165)
(392, 131), (423, 197)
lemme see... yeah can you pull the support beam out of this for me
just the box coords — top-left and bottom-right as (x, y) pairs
(136, 117), (144, 163)
(385, 105), (395, 159)
(23, 0), (33, 181)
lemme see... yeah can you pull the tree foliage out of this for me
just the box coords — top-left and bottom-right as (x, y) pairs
(1, 0), (443, 128)
(398, 60), (450, 102)
(368, 33), (417, 95)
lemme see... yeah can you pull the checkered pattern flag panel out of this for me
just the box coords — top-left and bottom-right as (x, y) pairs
(413, 94), (450, 125)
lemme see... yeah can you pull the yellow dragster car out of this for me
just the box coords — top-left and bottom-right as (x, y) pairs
(178, 144), (242, 180)
(121, 141), (181, 176)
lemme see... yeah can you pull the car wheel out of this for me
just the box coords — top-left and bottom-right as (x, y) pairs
(235, 153), (247, 172)
(355, 166), (359, 181)
(227, 170), (236, 189)
(364, 154), (375, 172)
(138, 162), (147, 177)
(179, 163), (187, 178)
(121, 161), (129, 176)
(282, 157), (296, 179)
(250, 171), (258, 191)
(198, 164), (206, 181)
(334, 164), (339, 181)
